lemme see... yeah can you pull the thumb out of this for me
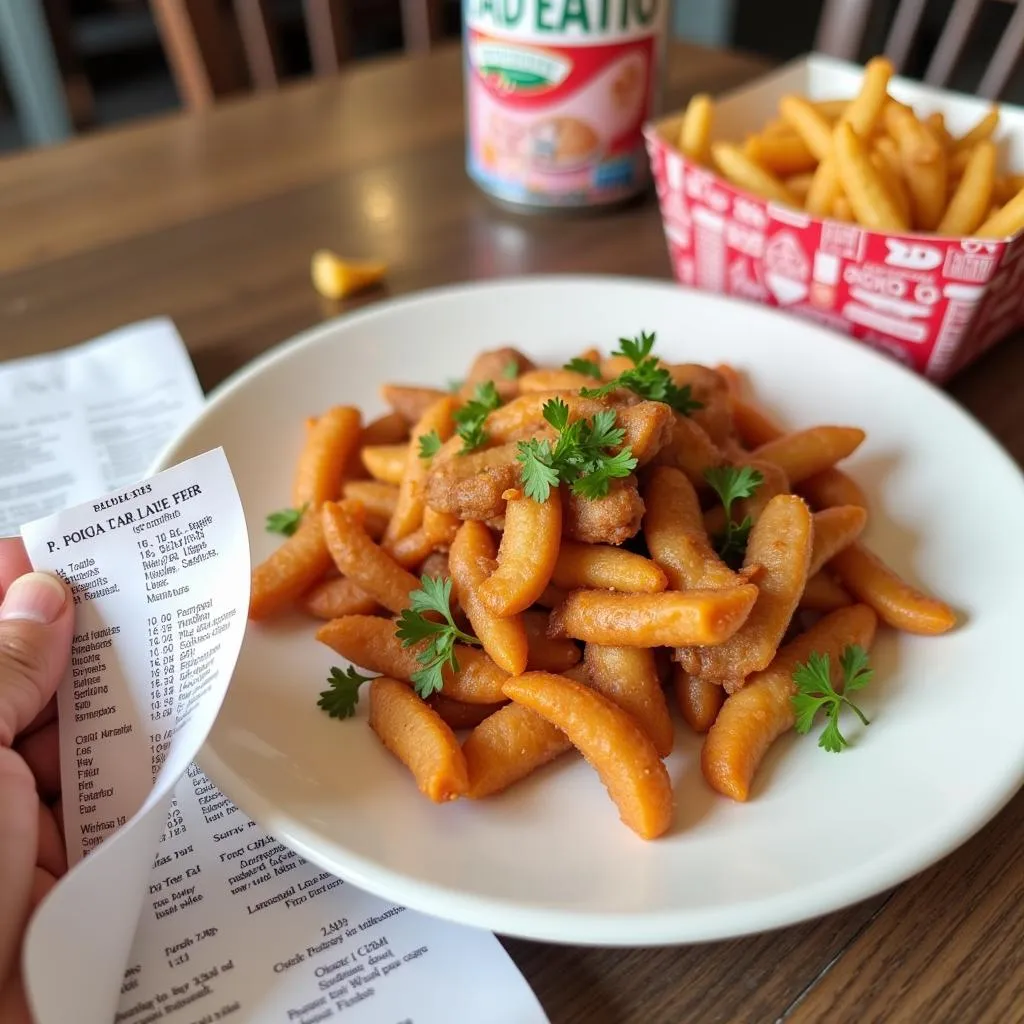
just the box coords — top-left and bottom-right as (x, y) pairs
(0, 573), (73, 749)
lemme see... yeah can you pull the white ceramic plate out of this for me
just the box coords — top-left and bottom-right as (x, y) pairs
(155, 277), (1024, 946)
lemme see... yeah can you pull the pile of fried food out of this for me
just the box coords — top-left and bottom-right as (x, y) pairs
(248, 337), (956, 840)
(673, 56), (1024, 239)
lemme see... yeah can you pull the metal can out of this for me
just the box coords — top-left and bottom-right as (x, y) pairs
(463, 0), (669, 212)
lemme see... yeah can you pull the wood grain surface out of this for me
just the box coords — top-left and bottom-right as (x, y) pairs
(1, 41), (1021, 1024)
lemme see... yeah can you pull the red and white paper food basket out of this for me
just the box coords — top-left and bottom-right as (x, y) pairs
(644, 55), (1024, 382)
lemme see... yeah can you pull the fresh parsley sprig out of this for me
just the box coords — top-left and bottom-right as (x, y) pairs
(317, 666), (375, 719)
(395, 575), (481, 698)
(266, 504), (308, 537)
(792, 645), (873, 753)
(516, 398), (637, 502)
(703, 466), (764, 569)
(418, 431), (443, 459)
(579, 331), (703, 415)
(501, 360), (520, 380)
(563, 357), (603, 380)
(453, 380), (503, 453)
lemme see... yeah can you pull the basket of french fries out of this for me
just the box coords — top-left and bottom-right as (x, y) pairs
(644, 54), (1024, 381)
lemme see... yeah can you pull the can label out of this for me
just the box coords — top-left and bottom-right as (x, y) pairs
(464, 0), (668, 208)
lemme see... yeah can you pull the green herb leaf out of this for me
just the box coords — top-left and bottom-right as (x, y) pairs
(418, 430), (443, 459)
(395, 576), (480, 698)
(704, 466), (764, 569)
(791, 645), (873, 753)
(317, 665), (375, 719)
(447, 378), (464, 393)
(453, 380), (503, 454)
(501, 360), (520, 380)
(563, 357), (603, 380)
(516, 399), (636, 503)
(579, 331), (704, 415)
(265, 504), (308, 537)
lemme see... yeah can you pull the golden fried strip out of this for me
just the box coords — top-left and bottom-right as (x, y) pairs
(808, 505), (868, 577)
(752, 426), (865, 484)
(562, 477), (645, 545)
(292, 406), (362, 508)
(502, 672), (674, 839)
(303, 576), (379, 620)
(250, 514), (333, 620)
(380, 385), (449, 425)
(673, 667), (724, 734)
(552, 541), (667, 593)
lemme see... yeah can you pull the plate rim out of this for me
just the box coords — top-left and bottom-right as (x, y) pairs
(158, 274), (1024, 946)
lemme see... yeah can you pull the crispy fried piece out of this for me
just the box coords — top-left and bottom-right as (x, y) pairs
(463, 701), (573, 799)
(753, 427), (865, 485)
(704, 458), (790, 537)
(668, 364), (733, 444)
(673, 667), (724, 734)
(676, 494), (813, 683)
(460, 347), (535, 403)
(584, 645), (674, 757)
(808, 505), (868, 577)
(369, 678), (468, 802)
(316, 615), (508, 703)
(562, 476), (644, 545)
(701, 605), (877, 801)
(642, 466), (738, 590)
(292, 406), (362, 507)
(341, 480), (399, 520)
(427, 694), (506, 731)
(425, 442), (521, 521)
(418, 551), (450, 580)
(651, 413), (725, 486)
(380, 385), (450, 425)
(303, 576), (380, 620)
(616, 402), (676, 465)
(552, 540), (667, 593)
(550, 586), (759, 647)
(799, 571), (852, 611)
(502, 672), (674, 839)
(250, 514), (333, 620)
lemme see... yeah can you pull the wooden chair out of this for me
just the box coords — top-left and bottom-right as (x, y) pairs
(151, 0), (445, 111)
(815, 0), (1024, 99)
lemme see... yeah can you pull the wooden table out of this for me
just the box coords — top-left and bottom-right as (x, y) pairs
(2, 41), (1023, 1024)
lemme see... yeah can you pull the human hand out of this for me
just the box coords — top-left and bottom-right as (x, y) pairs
(0, 539), (74, 1021)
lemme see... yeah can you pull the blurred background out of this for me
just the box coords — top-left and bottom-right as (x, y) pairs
(1, 0), (1023, 154)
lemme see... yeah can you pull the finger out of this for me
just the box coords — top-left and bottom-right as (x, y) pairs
(36, 803), (66, 878)
(0, 867), (58, 1024)
(0, 573), (73, 748)
(0, 540), (32, 596)
(21, 695), (57, 740)
(14, 721), (60, 802)
(0, 749), (38, 993)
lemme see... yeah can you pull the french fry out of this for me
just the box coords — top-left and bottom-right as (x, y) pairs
(583, 645), (674, 757)
(551, 540), (667, 593)
(954, 107), (999, 150)
(938, 140), (996, 235)
(799, 468), (869, 511)
(834, 122), (908, 231)
(517, 369), (602, 393)
(839, 56), (893, 137)
(292, 406), (362, 508)
(418, 551), (449, 580)
(642, 466), (739, 590)
(460, 347), (534, 403)
(779, 95), (834, 161)
(731, 398), (785, 448)
(711, 142), (797, 205)
(615, 402), (677, 465)
(799, 571), (853, 611)
(361, 444), (409, 484)
(785, 172), (814, 204)
(548, 586), (759, 647)
(832, 195), (855, 222)
(925, 111), (953, 150)
(870, 149), (912, 225)
(341, 480), (399, 520)
(250, 514), (333, 620)
(676, 494), (813, 684)
(814, 99), (849, 121)
(976, 182), (1024, 238)
(667, 364), (734, 445)
(522, 610), (581, 672)
(386, 527), (436, 569)
(360, 410), (409, 447)
(321, 501), (420, 615)
(745, 132), (818, 176)
(808, 505), (868, 577)
(369, 678), (468, 803)
(502, 672), (674, 839)
(673, 667), (724, 734)
(316, 615), (509, 703)
(463, 701), (573, 799)
(753, 426), (865, 485)
(887, 109), (947, 230)
(303, 576), (379, 620)
(422, 507), (460, 549)
(311, 251), (387, 299)
(562, 477), (643, 546)
(384, 395), (457, 546)
(380, 385), (450, 425)
(449, 520), (529, 676)
(484, 392), (606, 445)
(805, 156), (840, 217)
(701, 604), (878, 801)
(427, 694), (505, 732)
(829, 542), (956, 634)
(478, 488), (562, 616)
(679, 92), (713, 164)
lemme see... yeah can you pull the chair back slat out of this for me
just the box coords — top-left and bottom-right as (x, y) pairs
(816, 0), (1024, 100)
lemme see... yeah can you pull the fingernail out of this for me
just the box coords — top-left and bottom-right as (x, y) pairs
(0, 572), (68, 624)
